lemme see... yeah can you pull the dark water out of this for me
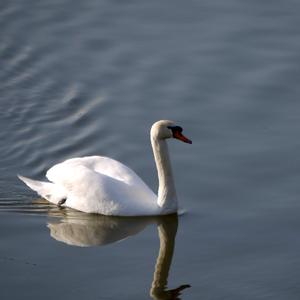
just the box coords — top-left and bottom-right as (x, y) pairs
(1, 0), (300, 299)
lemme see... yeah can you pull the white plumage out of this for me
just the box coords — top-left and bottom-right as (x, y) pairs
(18, 120), (192, 216)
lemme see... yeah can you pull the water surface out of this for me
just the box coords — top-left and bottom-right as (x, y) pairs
(1, 0), (300, 299)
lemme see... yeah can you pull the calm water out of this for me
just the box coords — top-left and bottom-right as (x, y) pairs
(1, 0), (300, 299)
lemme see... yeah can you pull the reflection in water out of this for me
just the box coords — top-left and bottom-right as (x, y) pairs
(150, 216), (191, 300)
(47, 209), (151, 246)
(47, 209), (190, 299)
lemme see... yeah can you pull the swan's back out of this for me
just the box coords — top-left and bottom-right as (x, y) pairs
(46, 156), (158, 216)
(47, 156), (145, 186)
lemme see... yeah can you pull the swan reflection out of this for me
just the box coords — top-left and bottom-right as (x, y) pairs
(47, 209), (152, 246)
(47, 209), (190, 299)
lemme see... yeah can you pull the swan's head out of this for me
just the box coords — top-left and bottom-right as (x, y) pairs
(151, 120), (192, 144)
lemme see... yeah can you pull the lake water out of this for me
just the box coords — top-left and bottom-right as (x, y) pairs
(1, 0), (300, 299)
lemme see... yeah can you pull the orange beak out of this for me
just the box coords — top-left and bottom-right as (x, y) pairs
(174, 131), (192, 144)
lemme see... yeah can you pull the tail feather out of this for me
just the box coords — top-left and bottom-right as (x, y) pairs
(18, 175), (66, 205)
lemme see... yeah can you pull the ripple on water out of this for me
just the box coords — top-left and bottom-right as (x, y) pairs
(0, 199), (52, 215)
(9, 82), (113, 177)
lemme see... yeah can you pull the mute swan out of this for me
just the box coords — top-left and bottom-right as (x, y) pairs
(18, 120), (192, 216)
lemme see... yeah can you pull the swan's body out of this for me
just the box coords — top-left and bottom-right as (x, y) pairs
(18, 120), (192, 216)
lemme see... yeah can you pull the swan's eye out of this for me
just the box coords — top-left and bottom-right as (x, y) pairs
(167, 125), (192, 144)
(167, 126), (183, 134)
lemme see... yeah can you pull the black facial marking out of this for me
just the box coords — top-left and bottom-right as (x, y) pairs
(167, 125), (183, 135)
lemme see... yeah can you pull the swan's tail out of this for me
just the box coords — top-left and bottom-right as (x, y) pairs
(18, 175), (66, 205)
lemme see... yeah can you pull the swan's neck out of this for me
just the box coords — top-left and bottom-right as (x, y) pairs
(151, 136), (178, 213)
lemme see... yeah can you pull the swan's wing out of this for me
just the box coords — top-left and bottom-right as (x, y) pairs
(45, 156), (157, 215)
(46, 156), (150, 188)
(47, 164), (120, 213)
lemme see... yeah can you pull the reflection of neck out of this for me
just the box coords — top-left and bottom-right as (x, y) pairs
(151, 136), (178, 213)
(150, 215), (178, 298)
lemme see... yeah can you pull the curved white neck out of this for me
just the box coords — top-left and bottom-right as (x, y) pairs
(151, 136), (178, 213)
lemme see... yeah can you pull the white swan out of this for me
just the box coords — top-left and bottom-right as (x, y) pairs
(18, 120), (192, 216)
